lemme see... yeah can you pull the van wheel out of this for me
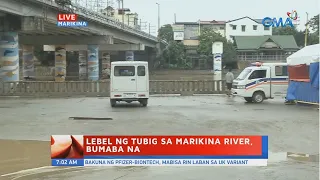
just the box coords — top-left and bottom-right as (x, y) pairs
(252, 91), (265, 103)
(110, 99), (116, 107)
(139, 99), (148, 107)
(244, 97), (253, 103)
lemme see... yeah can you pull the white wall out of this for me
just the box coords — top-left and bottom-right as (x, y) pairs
(225, 17), (272, 42)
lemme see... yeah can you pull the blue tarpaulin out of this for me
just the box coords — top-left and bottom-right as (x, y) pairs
(286, 81), (319, 103)
(309, 62), (319, 89)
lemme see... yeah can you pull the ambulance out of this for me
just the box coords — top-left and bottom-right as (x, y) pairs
(110, 61), (149, 107)
(232, 62), (289, 103)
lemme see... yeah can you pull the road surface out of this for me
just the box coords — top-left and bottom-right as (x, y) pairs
(0, 96), (318, 179)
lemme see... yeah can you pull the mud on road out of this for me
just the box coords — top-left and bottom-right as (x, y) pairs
(0, 96), (318, 180)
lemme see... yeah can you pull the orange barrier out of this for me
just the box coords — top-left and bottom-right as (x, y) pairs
(288, 64), (310, 82)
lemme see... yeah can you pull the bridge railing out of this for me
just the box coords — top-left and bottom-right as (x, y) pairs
(32, 0), (159, 42)
(0, 80), (225, 97)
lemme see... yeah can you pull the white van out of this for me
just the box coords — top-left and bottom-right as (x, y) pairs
(232, 62), (289, 103)
(110, 61), (149, 107)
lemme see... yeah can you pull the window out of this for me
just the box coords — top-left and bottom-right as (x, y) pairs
(236, 69), (252, 80)
(248, 70), (266, 80)
(253, 25), (257, 30)
(241, 25), (246, 32)
(114, 66), (135, 76)
(219, 26), (224, 30)
(232, 25), (237, 30)
(264, 26), (270, 30)
(137, 66), (145, 76)
(275, 66), (288, 76)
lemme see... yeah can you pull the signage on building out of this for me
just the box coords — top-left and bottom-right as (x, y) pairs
(172, 24), (184, 41)
(172, 24), (184, 32)
(173, 32), (184, 41)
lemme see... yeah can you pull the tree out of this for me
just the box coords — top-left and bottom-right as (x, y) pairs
(272, 27), (298, 36)
(161, 41), (186, 68)
(197, 27), (237, 63)
(158, 24), (174, 43)
(308, 14), (319, 35)
(272, 26), (319, 47)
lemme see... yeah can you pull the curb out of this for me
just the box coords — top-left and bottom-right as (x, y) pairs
(150, 94), (181, 97)
(193, 94), (225, 96)
(0, 94), (228, 98)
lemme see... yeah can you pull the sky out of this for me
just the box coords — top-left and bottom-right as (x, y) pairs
(76, 0), (320, 36)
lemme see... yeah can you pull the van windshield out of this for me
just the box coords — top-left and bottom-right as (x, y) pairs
(236, 69), (252, 80)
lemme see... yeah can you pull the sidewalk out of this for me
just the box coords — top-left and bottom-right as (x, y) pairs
(0, 140), (49, 176)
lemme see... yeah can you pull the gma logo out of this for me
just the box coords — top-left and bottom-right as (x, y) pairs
(262, 17), (294, 28)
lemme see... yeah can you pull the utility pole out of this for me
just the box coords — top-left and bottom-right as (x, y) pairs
(156, 3), (160, 30)
(304, 12), (309, 47)
(198, 19), (201, 36)
(121, 0), (124, 25)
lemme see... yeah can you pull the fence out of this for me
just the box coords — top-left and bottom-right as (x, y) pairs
(0, 80), (226, 97)
(237, 55), (288, 62)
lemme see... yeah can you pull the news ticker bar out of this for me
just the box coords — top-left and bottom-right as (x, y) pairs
(52, 159), (268, 166)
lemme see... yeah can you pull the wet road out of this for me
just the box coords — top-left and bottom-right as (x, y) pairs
(0, 96), (319, 180)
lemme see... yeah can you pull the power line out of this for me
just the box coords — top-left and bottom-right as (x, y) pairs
(148, 23), (156, 35)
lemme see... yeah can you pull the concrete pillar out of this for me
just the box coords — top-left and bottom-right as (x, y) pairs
(87, 45), (99, 81)
(125, 51), (134, 61)
(0, 32), (19, 81)
(22, 45), (35, 79)
(101, 52), (110, 79)
(55, 45), (66, 82)
(78, 50), (87, 80)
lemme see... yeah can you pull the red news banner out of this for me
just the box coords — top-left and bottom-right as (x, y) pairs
(84, 136), (262, 156)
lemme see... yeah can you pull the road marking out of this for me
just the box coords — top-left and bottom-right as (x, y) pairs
(9, 167), (82, 180)
(1, 166), (78, 177)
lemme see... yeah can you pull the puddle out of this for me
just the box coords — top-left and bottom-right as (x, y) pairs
(0, 106), (11, 108)
(69, 117), (113, 120)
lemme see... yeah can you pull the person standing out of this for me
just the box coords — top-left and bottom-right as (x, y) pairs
(225, 69), (234, 96)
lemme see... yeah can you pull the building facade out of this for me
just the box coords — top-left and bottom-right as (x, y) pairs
(233, 35), (299, 62)
(225, 16), (272, 42)
(101, 7), (139, 29)
(173, 20), (225, 46)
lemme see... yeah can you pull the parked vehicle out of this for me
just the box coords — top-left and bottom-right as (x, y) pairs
(232, 62), (288, 103)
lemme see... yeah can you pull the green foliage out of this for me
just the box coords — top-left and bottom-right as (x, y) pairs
(197, 27), (237, 62)
(157, 24), (190, 69)
(162, 41), (186, 67)
(272, 21), (319, 47)
(158, 24), (174, 43)
(309, 14), (319, 35)
(272, 26), (298, 35)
